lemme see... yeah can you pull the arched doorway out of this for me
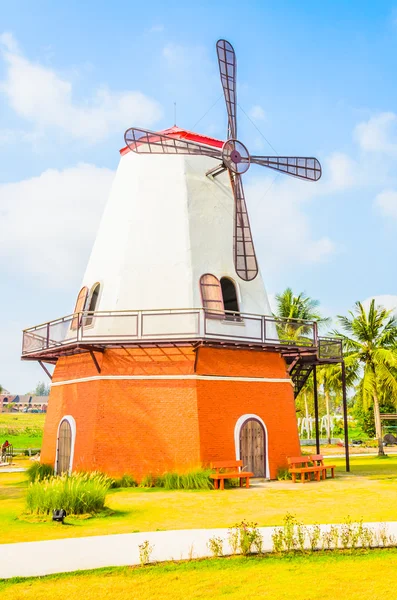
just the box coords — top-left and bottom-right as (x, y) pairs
(239, 418), (266, 477)
(56, 418), (73, 474)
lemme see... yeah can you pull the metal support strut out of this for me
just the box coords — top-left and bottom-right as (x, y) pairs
(38, 361), (53, 381)
(341, 360), (350, 472)
(313, 365), (320, 455)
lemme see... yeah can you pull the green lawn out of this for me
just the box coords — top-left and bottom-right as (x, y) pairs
(0, 413), (45, 449)
(1, 455), (397, 544)
(2, 551), (397, 599)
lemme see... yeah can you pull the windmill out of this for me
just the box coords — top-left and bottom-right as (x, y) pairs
(124, 38), (322, 283)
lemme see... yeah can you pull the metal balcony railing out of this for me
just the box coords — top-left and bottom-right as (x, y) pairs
(21, 308), (342, 361)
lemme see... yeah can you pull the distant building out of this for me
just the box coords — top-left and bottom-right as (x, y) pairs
(0, 395), (48, 412)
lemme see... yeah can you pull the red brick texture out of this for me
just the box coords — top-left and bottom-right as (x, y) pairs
(41, 346), (300, 479)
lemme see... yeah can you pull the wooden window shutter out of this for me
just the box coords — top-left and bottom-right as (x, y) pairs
(71, 286), (88, 331)
(84, 283), (100, 327)
(200, 274), (224, 318)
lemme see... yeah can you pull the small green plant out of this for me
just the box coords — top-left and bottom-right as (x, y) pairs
(207, 536), (224, 557)
(282, 513), (299, 552)
(110, 474), (137, 488)
(228, 526), (239, 554)
(360, 526), (374, 549)
(307, 524), (321, 551)
(228, 521), (263, 556)
(26, 462), (54, 482)
(26, 471), (112, 515)
(375, 524), (394, 547)
(138, 540), (154, 565)
(340, 517), (354, 549)
(140, 474), (158, 488)
(271, 527), (285, 554)
(330, 524), (339, 549)
(276, 467), (292, 481)
(296, 522), (306, 553)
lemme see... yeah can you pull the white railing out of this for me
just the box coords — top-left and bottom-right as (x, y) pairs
(21, 308), (333, 357)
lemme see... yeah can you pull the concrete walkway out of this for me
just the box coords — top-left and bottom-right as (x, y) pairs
(0, 466), (26, 473)
(2, 521), (397, 580)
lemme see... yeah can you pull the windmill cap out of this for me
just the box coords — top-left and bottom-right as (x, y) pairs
(120, 125), (224, 156)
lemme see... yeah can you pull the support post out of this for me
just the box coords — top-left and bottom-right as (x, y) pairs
(313, 365), (320, 454)
(38, 361), (53, 381)
(341, 360), (350, 472)
(89, 350), (101, 374)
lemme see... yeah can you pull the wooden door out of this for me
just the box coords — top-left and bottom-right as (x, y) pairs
(57, 420), (72, 474)
(239, 419), (266, 477)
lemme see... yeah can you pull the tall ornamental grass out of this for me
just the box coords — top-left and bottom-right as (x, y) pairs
(26, 471), (112, 515)
(26, 462), (54, 482)
(141, 468), (214, 490)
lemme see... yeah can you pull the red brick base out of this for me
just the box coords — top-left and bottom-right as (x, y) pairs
(41, 346), (300, 479)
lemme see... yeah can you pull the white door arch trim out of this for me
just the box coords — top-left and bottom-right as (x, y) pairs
(55, 415), (76, 474)
(234, 414), (269, 479)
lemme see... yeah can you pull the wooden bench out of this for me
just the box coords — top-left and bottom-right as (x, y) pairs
(287, 456), (323, 483)
(310, 454), (336, 479)
(210, 460), (254, 490)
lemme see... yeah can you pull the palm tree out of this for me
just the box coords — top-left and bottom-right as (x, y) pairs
(334, 300), (397, 456)
(274, 287), (330, 341)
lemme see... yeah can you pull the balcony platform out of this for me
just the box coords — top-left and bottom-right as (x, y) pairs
(21, 308), (342, 367)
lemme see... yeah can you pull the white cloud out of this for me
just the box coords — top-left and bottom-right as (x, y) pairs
(0, 128), (43, 145)
(247, 174), (336, 272)
(249, 105), (266, 121)
(0, 31), (18, 52)
(325, 152), (359, 190)
(354, 112), (397, 154)
(0, 32), (162, 143)
(0, 164), (115, 285)
(362, 295), (397, 315)
(374, 189), (397, 220)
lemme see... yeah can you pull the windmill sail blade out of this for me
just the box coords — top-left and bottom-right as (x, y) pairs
(124, 127), (222, 159)
(251, 156), (322, 181)
(229, 172), (258, 281)
(216, 39), (237, 139)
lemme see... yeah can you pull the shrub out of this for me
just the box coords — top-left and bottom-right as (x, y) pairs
(156, 468), (213, 490)
(228, 521), (263, 555)
(140, 474), (158, 488)
(207, 536), (224, 557)
(26, 471), (112, 515)
(26, 462), (54, 482)
(139, 468), (213, 490)
(271, 513), (392, 554)
(276, 467), (292, 481)
(138, 540), (154, 565)
(110, 474), (137, 489)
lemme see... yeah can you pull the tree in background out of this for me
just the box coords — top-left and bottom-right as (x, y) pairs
(274, 287), (330, 340)
(334, 300), (397, 456)
(317, 362), (357, 443)
(35, 382), (51, 396)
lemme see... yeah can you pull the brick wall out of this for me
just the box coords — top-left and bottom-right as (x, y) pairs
(41, 346), (300, 479)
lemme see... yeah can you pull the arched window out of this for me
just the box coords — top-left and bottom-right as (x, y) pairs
(220, 277), (240, 320)
(71, 286), (88, 330)
(84, 283), (100, 327)
(200, 274), (224, 318)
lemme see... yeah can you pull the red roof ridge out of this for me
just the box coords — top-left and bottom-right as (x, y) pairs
(120, 126), (224, 156)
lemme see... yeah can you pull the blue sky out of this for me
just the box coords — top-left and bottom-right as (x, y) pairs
(1, 0), (396, 392)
